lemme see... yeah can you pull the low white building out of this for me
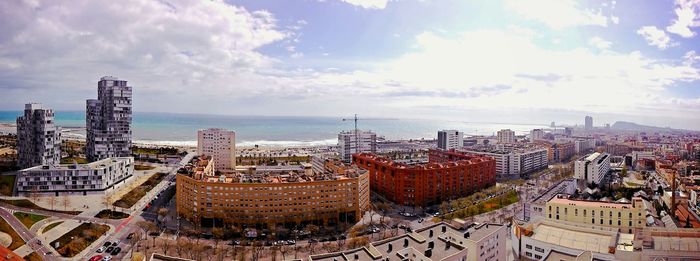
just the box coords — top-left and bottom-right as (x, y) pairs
(17, 157), (134, 196)
(574, 152), (610, 185)
(574, 139), (596, 154)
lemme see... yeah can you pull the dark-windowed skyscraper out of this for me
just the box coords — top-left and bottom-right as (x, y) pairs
(86, 76), (132, 161)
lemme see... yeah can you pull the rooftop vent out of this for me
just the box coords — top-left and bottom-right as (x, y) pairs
(404, 238), (408, 247)
(464, 232), (470, 238)
(442, 225), (446, 233)
(388, 243), (392, 252)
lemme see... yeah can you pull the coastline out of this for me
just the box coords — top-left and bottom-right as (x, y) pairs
(1, 122), (337, 150)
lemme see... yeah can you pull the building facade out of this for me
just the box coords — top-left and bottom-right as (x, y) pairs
(176, 156), (370, 227)
(17, 157), (134, 195)
(530, 129), (544, 142)
(497, 129), (515, 144)
(545, 194), (646, 233)
(353, 149), (496, 206)
(86, 76), (133, 162)
(585, 116), (593, 130)
(338, 130), (377, 162)
(197, 128), (236, 172)
(462, 145), (548, 179)
(574, 139), (596, 154)
(574, 152), (610, 185)
(438, 130), (464, 150)
(308, 222), (507, 261)
(16, 103), (61, 169)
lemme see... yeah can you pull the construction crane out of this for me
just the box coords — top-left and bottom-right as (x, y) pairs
(342, 114), (361, 154)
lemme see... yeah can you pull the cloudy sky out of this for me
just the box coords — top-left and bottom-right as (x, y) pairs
(1, 0), (699, 129)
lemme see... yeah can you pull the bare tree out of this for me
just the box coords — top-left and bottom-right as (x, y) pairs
(212, 227), (224, 250)
(159, 236), (171, 255)
(280, 244), (291, 260)
(136, 220), (157, 257)
(102, 194), (111, 217)
(47, 196), (57, 211)
(61, 193), (70, 211)
(29, 186), (40, 204)
(130, 230), (143, 258)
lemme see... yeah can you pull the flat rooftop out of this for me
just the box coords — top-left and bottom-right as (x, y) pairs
(21, 157), (132, 171)
(531, 224), (613, 253)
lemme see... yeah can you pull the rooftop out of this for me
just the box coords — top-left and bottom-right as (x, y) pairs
(179, 155), (365, 184)
(548, 194), (643, 210)
(21, 157), (132, 171)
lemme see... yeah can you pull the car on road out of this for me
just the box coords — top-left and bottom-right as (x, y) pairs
(308, 239), (318, 243)
(111, 247), (121, 255)
(96, 247), (106, 253)
(126, 233), (134, 240)
(286, 240), (295, 245)
(89, 255), (103, 261)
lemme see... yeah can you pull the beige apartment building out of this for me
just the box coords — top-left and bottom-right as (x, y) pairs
(176, 155), (370, 228)
(545, 194), (646, 233)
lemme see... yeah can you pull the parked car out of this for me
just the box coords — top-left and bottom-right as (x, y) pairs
(308, 239), (318, 243)
(96, 247), (106, 253)
(102, 242), (112, 247)
(126, 233), (134, 240)
(88, 255), (103, 261)
(103, 256), (112, 261)
(286, 240), (296, 245)
(111, 240), (120, 246)
(106, 246), (114, 253)
(111, 247), (121, 255)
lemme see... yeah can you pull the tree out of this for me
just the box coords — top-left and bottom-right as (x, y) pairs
(130, 230), (143, 259)
(347, 236), (369, 249)
(159, 236), (171, 255)
(102, 195), (111, 217)
(157, 208), (169, 227)
(29, 186), (40, 203)
(212, 227), (224, 250)
(305, 224), (320, 237)
(47, 196), (57, 211)
(136, 221), (157, 257)
(61, 193), (70, 211)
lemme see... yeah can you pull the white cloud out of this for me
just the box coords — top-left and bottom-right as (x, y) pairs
(637, 26), (675, 49)
(337, 0), (390, 9)
(666, 0), (700, 38)
(505, 0), (608, 29)
(295, 29), (700, 120)
(588, 36), (612, 49)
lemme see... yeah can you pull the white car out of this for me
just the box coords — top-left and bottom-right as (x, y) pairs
(103, 255), (112, 261)
(96, 246), (106, 253)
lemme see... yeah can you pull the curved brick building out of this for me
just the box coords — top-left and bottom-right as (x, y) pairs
(353, 149), (496, 206)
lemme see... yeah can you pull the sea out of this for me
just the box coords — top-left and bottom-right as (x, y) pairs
(0, 111), (549, 147)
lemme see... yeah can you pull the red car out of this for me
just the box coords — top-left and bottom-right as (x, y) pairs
(89, 255), (104, 261)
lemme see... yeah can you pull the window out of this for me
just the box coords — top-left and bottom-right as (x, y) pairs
(526, 245), (532, 250)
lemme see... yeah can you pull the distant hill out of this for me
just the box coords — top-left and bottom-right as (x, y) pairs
(611, 121), (687, 132)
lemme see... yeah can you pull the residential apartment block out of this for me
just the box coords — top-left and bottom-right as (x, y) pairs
(438, 129), (463, 150)
(461, 144), (548, 179)
(530, 129), (544, 142)
(86, 76), (133, 161)
(574, 152), (610, 185)
(353, 149), (496, 207)
(176, 156), (370, 227)
(197, 128), (236, 172)
(497, 129), (515, 144)
(338, 130), (377, 162)
(17, 157), (134, 195)
(16, 103), (61, 169)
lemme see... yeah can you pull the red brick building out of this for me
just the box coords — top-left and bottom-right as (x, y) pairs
(353, 149), (496, 206)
